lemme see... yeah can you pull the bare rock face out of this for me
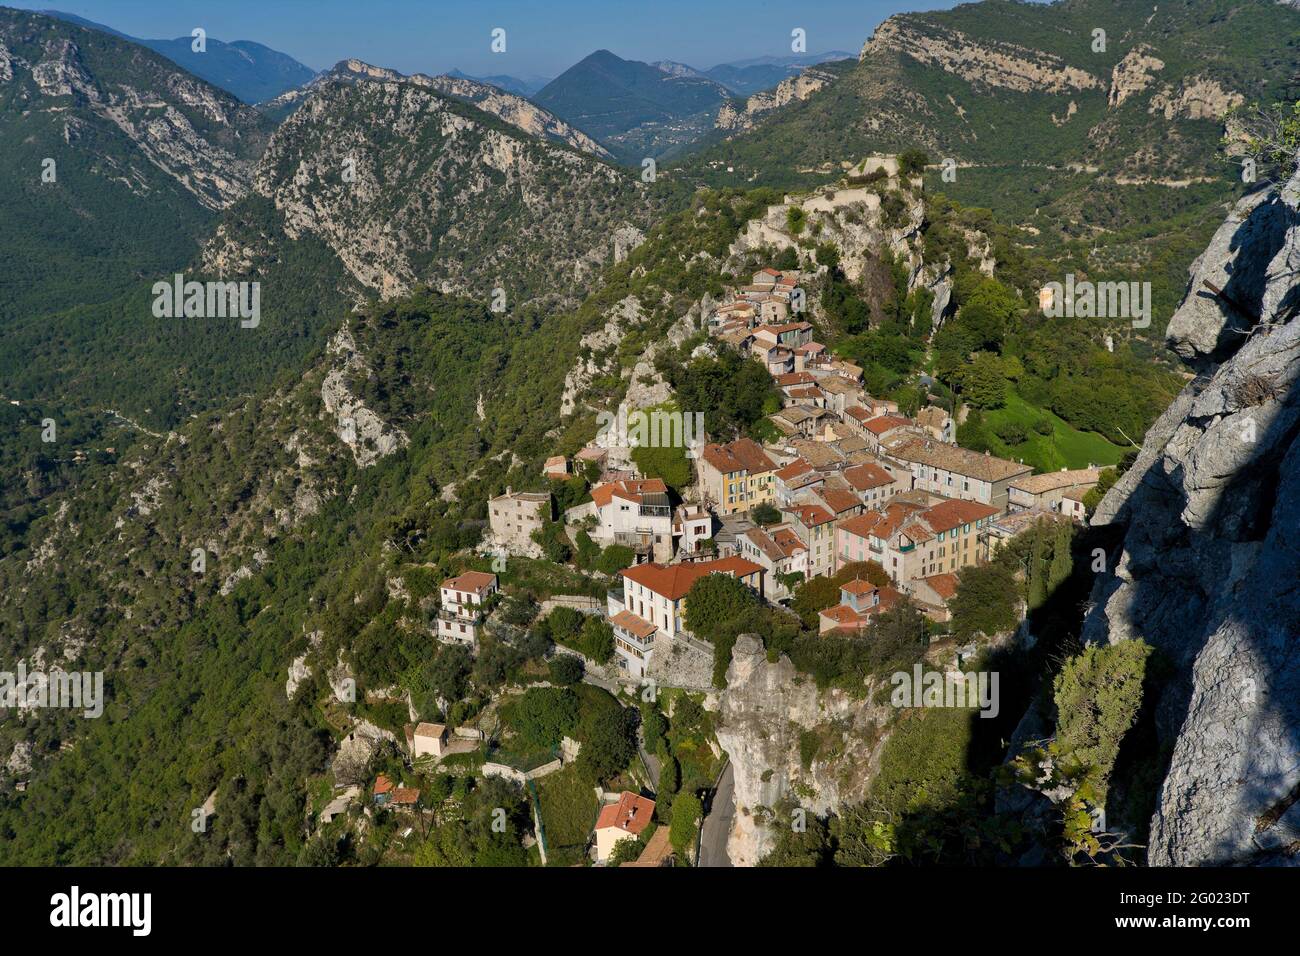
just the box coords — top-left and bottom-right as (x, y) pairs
(1108, 45), (1165, 108)
(319, 326), (410, 468)
(715, 635), (891, 866)
(210, 61), (648, 306)
(0, 16), (268, 210)
(1085, 153), (1300, 865)
(1163, 187), (1291, 365)
(715, 68), (835, 132)
(862, 16), (1101, 95)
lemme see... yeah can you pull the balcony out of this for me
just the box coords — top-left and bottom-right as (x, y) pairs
(437, 606), (480, 624)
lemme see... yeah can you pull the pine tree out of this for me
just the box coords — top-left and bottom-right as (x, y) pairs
(1028, 524), (1049, 610)
(1048, 521), (1074, 594)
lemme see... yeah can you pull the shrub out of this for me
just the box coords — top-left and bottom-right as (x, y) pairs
(548, 655), (584, 685)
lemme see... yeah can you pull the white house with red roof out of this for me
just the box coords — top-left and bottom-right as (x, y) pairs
(612, 556), (765, 639)
(594, 791), (656, 862)
(589, 478), (674, 562)
(437, 571), (498, 645)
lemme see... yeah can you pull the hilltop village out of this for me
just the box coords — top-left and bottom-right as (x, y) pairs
(488, 258), (1100, 677)
(315, 157), (1113, 867)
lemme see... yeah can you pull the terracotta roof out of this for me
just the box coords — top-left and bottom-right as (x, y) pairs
(390, 787), (421, 805)
(845, 405), (874, 423)
(775, 372), (817, 387)
(414, 722), (446, 739)
(887, 439), (1033, 483)
(374, 774), (395, 795)
(700, 438), (775, 475)
(863, 414), (914, 436)
(783, 502), (835, 527)
(837, 503), (925, 542)
(789, 440), (844, 468)
(818, 586), (903, 630)
(775, 458), (814, 482)
(756, 321), (813, 335)
(794, 342), (826, 354)
(843, 462), (896, 491)
(841, 578), (878, 596)
(743, 527), (784, 563)
(816, 376), (860, 395)
(919, 498), (999, 533)
(442, 571), (497, 594)
(771, 526), (807, 556)
(1009, 468), (1102, 495)
(596, 791), (655, 836)
(817, 487), (861, 515)
(915, 406), (950, 429)
(610, 610), (658, 640)
(591, 478), (669, 508)
(621, 825), (675, 867)
(919, 573), (959, 600)
(621, 556), (763, 601)
(788, 385), (823, 400)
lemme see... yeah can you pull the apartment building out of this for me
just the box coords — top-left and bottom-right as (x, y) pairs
(781, 500), (838, 579)
(698, 438), (777, 515)
(881, 438), (1032, 513)
(436, 571), (498, 645)
(834, 498), (999, 591)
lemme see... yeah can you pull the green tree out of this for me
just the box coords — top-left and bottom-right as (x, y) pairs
(949, 563), (1020, 640)
(669, 791), (702, 854)
(959, 352), (1009, 409)
(510, 687), (579, 749)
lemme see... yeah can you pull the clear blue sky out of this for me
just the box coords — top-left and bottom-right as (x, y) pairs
(14, 0), (966, 77)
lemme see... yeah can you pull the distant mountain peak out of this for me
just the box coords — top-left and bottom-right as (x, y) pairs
(39, 8), (316, 102)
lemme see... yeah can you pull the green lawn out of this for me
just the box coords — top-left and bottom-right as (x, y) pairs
(982, 390), (1126, 471)
(535, 764), (599, 866)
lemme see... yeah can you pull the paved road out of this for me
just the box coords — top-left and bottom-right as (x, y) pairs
(697, 762), (735, 867)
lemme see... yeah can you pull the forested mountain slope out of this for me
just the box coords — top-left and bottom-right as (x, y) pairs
(0, 8), (273, 322)
(0, 190), (764, 864)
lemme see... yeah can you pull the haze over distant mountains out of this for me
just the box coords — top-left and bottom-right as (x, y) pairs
(532, 48), (850, 162)
(42, 9), (317, 102)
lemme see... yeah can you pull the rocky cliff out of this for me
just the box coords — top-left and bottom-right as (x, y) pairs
(715, 636), (891, 865)
(714, 67), (835, 133)
(1083, 156), (1300, 864)
(202, 61), (655, 306)
(0, 9), (271, 210)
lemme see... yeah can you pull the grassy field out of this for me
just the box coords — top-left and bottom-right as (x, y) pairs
(982, 391), (1127, 472)
(536, 764), (599, 866)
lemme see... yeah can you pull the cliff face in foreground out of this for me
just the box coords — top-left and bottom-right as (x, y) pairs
(1084, 156), (1300, 865)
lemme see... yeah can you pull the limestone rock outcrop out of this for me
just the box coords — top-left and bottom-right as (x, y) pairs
(715, 635), (891, 866)
(1084, 154), (1300, 865)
